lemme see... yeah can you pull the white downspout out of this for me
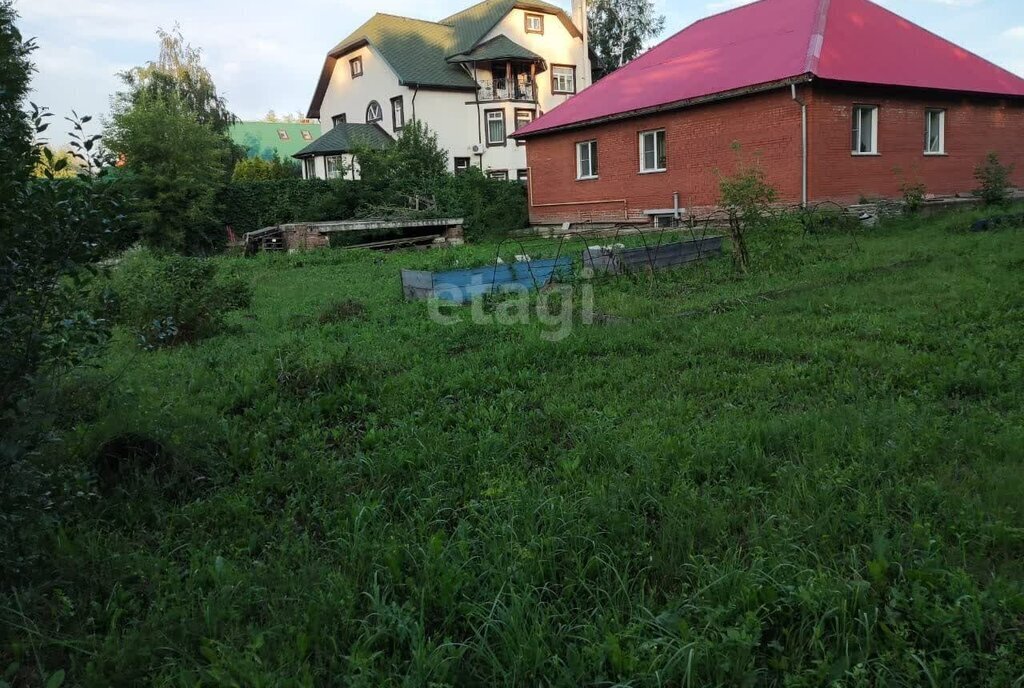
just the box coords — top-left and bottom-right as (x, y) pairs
(791, 83), (808, 207)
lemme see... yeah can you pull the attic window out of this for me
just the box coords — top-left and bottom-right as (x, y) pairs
(350, 56), (363, 78)
(301, 130), (313, 141)
(366, 100), (383, 123)
(277, 129), (289, 140)
(525, 13), (544, 34)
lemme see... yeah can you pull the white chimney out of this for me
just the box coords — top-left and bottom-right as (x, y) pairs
(571, 0), (590, 89)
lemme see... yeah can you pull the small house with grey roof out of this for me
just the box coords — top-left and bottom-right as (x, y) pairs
(301, 0), (591, 181)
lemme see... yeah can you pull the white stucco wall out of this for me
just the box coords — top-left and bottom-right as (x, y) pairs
(312, 5), (587, 179)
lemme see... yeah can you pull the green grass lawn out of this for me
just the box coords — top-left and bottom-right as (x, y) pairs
(6, 210), (1024, 686)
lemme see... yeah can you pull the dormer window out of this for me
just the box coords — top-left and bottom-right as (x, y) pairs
(277, 129), (289, 140)
(350, 56), (363, 78)
(300, 130), (313, 141)
(366, 100), (383, 123)
(525, 13), (544, 34)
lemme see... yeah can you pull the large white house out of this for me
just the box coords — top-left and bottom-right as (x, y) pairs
(297, 0), (591, 181)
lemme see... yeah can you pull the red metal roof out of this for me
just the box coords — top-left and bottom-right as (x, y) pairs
(516, 0), (1024, 137)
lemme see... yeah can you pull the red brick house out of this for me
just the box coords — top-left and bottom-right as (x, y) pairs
(514, 0), (1024, 224)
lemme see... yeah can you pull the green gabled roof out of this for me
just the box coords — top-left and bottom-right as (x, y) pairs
(442, 0), (575, 55)
(293, 122), (393, 158)
(448, 34), (545, 66)
(328, 14), (477, 91)
(230, 122), (322, 159)
(308, 0), (582, 118)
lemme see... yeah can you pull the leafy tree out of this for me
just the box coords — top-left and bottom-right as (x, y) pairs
(1, 0), (131, 425)
(356, 119), (446, 206)
(232, 154), (300, 181)
(116, 25), (235, 134)
(34, 146), (80, 178)
(105, 91), (231, 252)
(588, 0), (665, 77)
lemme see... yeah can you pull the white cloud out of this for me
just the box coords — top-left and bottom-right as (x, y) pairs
(1003, 26), (1024, 39)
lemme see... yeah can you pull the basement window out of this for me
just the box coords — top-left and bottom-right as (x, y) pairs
(925, 109), (945, 155)
(576, 139), (598, 180)
(639, 129), (666, 173)
(851, 105), (878, 155)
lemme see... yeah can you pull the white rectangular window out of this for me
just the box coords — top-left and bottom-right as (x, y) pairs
(852, 105), (878, 154)
(552, 65), (575, 94)
(454, 157), (471, 173)
(325, 155), (345, 180)
(525, 13), (544, 34)
(350, 57), (363, 78)
(487, 169), (509, 180)
(639, 129), (666, 172)
(486, 110), (506, 145)
(303, 158), (316, 179)
(925, 109), (945, 154)
(576, 140), (598, 179)
(391, 96), (404, 131)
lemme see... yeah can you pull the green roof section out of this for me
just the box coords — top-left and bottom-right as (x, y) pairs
(442, 0), (572, 55)
(230, 122), (323, 160)
(293, 122), (394, 158)
(448, 34), (546, 66)
(329, 14), (477, 91)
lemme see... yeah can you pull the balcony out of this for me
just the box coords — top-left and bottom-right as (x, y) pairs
(477, 78), (535, 102)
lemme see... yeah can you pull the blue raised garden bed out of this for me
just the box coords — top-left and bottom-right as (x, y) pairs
(401, 257), (573, 304)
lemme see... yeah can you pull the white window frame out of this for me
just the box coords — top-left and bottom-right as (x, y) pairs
(524, 13), (544, 34)
(925, 109), (945, 155)
(325, 155), (345, 180)
(350, 56), (363, 78)
(454, 157), (471, 173)
(485, 110), (506, 146)
(303, 158), (316, 179)
(487, 169), (509, 180)
(391, 96), (404, 131)
(552, 65), (576, 94)
(638, 129), (666, 173)
(576, 140), (598, 180)
(366, 101), (382, 123)
(851, 105), (879, 155)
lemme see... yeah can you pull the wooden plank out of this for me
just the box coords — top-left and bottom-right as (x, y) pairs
(344, 234), (440, 250)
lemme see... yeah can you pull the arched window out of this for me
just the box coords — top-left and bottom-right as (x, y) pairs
(365, 101), (383, 123)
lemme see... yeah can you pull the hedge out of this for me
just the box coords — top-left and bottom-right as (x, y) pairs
(218, 173), (528, 240)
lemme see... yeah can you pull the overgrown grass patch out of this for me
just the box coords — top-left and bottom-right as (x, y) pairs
(3, 208), (1024, 686)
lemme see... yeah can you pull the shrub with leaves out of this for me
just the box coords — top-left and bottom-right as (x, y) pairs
(718, 145), (778, 272)
(973, 152), (1015, 206)
(1, 3), (131, 424)
(232, 154), (300, 181)
(110, 248), (252, 348)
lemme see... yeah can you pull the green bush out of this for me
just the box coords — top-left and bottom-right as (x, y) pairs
(232, 155), (300, 181)
(974, 152), (1015, 206)
(218, 178), (367, 234)
(110, 248), (252, 348)
(437, 168), (529, 240)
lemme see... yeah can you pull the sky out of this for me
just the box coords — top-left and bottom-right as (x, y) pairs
(14, 0), (1024, 144)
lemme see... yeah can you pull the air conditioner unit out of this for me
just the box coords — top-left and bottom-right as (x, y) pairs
(471, 144), (483, 154)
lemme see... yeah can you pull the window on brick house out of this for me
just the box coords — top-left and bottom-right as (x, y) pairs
(852, 105), (878, 154)
(925, 109), (945, 154)
(576, 139), (598, 179)
(639, 129), (666, 172)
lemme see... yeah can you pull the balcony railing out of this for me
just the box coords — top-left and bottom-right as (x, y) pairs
(477, 78), (535, 102)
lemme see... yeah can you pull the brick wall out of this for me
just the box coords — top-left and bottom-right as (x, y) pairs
(524, 89), (804, 224)
(523, 83), (1024, 224)
(809, 83), (1024, 203)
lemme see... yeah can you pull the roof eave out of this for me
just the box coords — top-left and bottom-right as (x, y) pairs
(515, 74), (814, 139)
